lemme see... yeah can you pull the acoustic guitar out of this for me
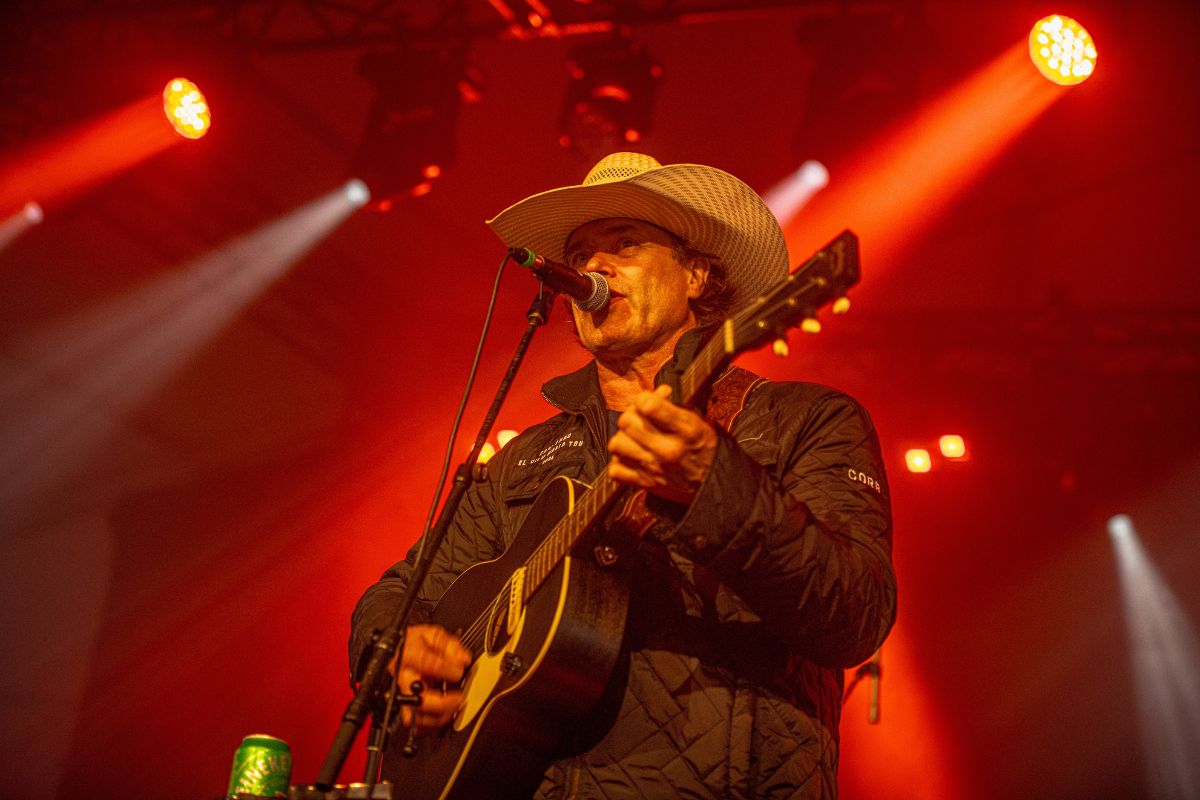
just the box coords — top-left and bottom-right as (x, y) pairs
(381, 230), (861, 799)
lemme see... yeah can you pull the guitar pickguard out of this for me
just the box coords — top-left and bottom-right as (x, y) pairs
(454, 583), (527, 731)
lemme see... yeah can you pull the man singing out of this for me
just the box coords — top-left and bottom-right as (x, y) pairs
(350, 152), (896, 798)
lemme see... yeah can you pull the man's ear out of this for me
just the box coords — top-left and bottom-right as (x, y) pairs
(686, 257), (711, 300)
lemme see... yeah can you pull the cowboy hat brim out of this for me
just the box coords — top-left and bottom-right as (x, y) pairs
(486, 156), (789, 313)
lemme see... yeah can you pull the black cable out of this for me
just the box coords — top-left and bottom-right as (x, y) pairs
(412, 250), (509, 570)
(370, 250), (511, 778)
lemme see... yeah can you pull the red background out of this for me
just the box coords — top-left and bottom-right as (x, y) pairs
(1, 2), (1197, 798)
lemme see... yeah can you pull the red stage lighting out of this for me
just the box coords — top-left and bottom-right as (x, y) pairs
(939, 435), (966, 459)
(162, 78), (210, 140)
(1029, 15), (1097, 86)
(905, 449), (932, 473)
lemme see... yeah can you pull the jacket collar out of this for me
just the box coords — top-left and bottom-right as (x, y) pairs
(540, 324), (716, 414)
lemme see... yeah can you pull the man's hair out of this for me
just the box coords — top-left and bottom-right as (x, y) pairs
(671, 235), (736, 326)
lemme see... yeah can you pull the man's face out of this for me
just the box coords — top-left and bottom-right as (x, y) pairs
(564, 218), (708, 361)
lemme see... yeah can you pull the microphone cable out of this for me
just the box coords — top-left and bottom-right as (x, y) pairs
(372, 250), (510, 771)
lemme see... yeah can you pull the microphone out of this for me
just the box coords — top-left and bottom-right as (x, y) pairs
(508, 247), (610, 312)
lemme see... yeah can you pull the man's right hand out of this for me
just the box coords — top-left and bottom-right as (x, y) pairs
(397, 624), (472, 729)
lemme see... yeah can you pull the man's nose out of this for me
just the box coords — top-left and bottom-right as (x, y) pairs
(583, 252), (617, 275)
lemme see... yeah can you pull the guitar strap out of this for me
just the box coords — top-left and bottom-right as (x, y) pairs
(703, 365), (767, 433)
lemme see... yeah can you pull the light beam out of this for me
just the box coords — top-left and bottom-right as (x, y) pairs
(0, 202), (44, 254)
(0, 93), (181, 215)
(783, 41), (1065, 282)
(764, 160), (830, 224)
(0, 181), (367, 520)
(1107, 514), (1200, 799)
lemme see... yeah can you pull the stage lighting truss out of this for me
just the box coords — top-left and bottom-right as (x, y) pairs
(1029, 15), (1097, 86)
(349, 45), (483, 206)
(162, 78), (210, 139)
(559, 35), (662, 161)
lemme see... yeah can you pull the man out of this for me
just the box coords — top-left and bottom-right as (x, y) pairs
(350, 152), (896, 798)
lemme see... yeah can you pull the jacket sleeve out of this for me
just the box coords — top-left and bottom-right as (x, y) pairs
(347, 463), (506, 684)
(666, 387), (896, 668)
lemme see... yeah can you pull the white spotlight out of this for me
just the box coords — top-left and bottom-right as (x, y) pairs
(23, 201), (44, 225)
(763, 159), (830, 223)
(1, 201), (43, 253)
(0, 180), (366, 515)
(1107, 513), (1133, 539)
(344, 178), (371, 207)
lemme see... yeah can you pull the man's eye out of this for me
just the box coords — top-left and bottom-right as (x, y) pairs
(569, 252), (589, 267)
(619, 239), (637, 250)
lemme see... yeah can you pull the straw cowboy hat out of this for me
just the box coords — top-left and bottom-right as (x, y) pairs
(486, 152), (790, 313)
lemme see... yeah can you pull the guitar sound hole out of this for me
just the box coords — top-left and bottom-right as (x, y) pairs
(485, 603), (511, 655)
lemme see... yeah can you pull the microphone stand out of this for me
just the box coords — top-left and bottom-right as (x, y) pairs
(313, 285), (558, 791)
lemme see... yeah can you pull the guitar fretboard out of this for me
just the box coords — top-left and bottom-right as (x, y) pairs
(520, 469), (620, 601)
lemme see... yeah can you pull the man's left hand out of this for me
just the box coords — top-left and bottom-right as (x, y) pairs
(607, 384), (717, 505)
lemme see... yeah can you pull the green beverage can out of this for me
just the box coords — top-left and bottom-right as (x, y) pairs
(227, 733), (292, 798)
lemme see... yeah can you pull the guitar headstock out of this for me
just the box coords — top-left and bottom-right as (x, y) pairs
(723, 229), (860, 358)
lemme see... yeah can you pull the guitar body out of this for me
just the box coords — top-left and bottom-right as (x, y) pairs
(380, 476), (631, 800)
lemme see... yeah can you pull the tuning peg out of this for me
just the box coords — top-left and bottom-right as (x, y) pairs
(800, 318), (821, 335)
(772, 337), (789, 357)
(833, 296), (851, 315)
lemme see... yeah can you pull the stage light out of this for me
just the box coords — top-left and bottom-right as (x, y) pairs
(764, 159), (830, 223)
(497, 429), (519, 448)
(1107, 513), (1133, 539)
(24, 201), (44, 224)
(162, 78), (211, 140)
(343, 179), (370, 207)
(1, 201), (45, 253)
(939, 435), (966, 459)
(560, 37), (662, 161)
(478, 442), (497, 463)
(905, 449), (932, 473)
(1029, 15), (1097, 86)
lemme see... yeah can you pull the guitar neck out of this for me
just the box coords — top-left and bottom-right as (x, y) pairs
(521, 469), (620, 601)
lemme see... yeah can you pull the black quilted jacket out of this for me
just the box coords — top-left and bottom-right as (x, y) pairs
(351, 331), (896, 799)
